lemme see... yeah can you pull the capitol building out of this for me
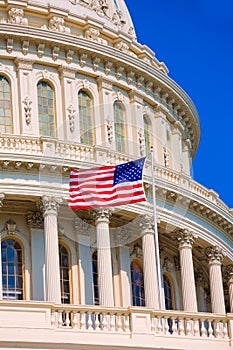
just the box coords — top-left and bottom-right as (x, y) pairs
(0, 0), (233, 349)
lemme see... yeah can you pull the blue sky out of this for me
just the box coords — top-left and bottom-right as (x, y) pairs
(125, 0), (233, 208)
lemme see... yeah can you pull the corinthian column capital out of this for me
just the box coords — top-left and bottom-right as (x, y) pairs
(41, 196), (62, 216)
(206, 246), (225, 265)
(92, 208), (112, 223)
(138, 214), (154, 235)
(173, 229), (197, 249)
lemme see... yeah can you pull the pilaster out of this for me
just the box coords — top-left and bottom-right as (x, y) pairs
(224, 265), (233, 313)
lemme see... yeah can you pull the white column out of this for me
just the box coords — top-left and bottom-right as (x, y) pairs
(174, 229), (198, 312)
(93, 208), (114, 306)
(206, 246), (225, 314)
(42, 196), (62, 304)
(225, 265), (233, 313)
(139, 215), (159, 309)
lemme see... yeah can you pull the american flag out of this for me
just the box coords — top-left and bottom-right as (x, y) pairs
(69, 158), (147, 209)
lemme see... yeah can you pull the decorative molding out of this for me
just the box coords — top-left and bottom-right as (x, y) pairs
(37, 43), (45, 58)
(67, 104), (76, 133)
(80, 52), (88, 68)
(52, 45), (60, 61)
(104, 60), (113, 76)
(85, 27), (108, 45)
(106, 116), (113, 143)
(92, 56), (101, 72)
(66, 49), (74, 64)
(6, 37), (14, 54)
(22, 40), (29, 55)
(23, 96), (32, 125)
(126, 70), (135, 85)
(47, 16), (70, 34)
(8, 8), (28, 25)
(138, 128), (145, 157)
(137, 214), (154, 235)
(26, 211), (44, 229)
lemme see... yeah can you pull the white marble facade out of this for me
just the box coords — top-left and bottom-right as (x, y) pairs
(0, 0), (232, 349)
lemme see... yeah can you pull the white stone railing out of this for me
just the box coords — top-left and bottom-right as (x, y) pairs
(51, 305), (230, 340)
(0, 135), (230, 214)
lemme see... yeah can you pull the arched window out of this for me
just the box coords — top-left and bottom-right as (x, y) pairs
(1, 238), (23, 300)
(114, 101), (126, 153)
(92, 251), (99, 305)
(37, 80), (56, 137)
(78, 90), (95, 145)
(59, 244), (71, 304)
(143, 115), (151, 157)
(0, 75), (12, 133)
(131, 260), (145, 306)
(163, 274), (174, 310)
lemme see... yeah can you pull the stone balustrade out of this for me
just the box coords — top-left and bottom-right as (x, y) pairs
(0, 135), (230, 215)
(0, 302), (231, 348)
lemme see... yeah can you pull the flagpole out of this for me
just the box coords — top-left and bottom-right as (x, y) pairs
(150, 146), (162, 310)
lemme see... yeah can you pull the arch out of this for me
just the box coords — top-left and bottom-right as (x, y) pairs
(92, 250), (99, 305)
(59, 242), (72, 304)
(114, 101), (126, 153)
(1, 237), (24, 300)
(37, 80), (56, 137)
(0, 75), (12, 133)
(130, 259), (145, 306)
(143, 114), (151, 157)
(163, 272), (175, 310)
(78, 89), (95, 146)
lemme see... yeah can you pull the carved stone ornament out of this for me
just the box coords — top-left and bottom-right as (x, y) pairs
(1, 219), (20, 235)
(8, 8), (28, 25)
(162, 256), (173, 272)
(23, 96), (32, 125)
(47, 16), (70, 34)
(163, 145), (169, 168)
(41, 196), (62, 216)
(26, 211), (44, 229)
(173, 229), (197, 248)
(85, 27), (108, 45)
(112, 9), (126, 28)
(195, 268), (206, 286)
(138, 128), (145, 157)
(174, 255), (181, 271)
(73, 217), (94, 237)
(130, 243), (142, 260)
(106, 116), (113, 143)
(67, 104), (76, 133)
(92, 208), (112, 222)
(137, 214), (154, 235)
(71, 0), (109, 18)
(206, 246), (225, 264)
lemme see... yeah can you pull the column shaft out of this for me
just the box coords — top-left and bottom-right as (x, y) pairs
(179, 246), (197, 311)
(209, 263), (225, 313)
(142, 232), (159, 309)
(42, 197), (62, 304)
(95, 209), (114, 306)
